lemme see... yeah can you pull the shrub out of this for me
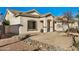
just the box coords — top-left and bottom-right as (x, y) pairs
(73, 42), (79, 50)
(3, 20), (10, 25)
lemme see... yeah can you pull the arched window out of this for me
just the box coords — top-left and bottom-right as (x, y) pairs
(27, 20), (37, 31)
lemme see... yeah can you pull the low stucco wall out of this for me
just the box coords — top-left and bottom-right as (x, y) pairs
(5, 25), (19, 34)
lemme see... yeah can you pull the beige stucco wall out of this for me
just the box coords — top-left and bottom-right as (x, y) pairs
(5, 10), (20, 25)
(19, 16), (54, 34)
(40, 17), (47, 33)
(19, 17), (43, 34)
(47, 16), (54, 32)
(40, 16), (54, 32)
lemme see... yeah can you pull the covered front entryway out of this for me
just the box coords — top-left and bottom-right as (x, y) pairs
(43, 19), (53, 33)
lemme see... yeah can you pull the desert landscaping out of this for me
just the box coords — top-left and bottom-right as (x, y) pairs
(0, 32), (78, 51)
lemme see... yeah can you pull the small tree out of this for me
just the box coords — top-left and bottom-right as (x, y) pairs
(63, 11), (73, 20)
(75, 10), (79, 33)
(2, 20), (10, 26)
(63, 11), (73, 33)
(76, 10), (79, 20)
(76, 15), (79, 19)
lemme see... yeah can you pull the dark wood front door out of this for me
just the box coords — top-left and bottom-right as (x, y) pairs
(47, 20), (50, 32)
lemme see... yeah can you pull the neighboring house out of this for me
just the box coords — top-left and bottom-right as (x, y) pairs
(54, 16), (79, 32)
(69, 18), (79, 29)
(68, 20), (79, 29)
(54, 16), (69, 31)
(5, 9), (54, 34)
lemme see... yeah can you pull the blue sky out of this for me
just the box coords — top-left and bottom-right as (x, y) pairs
(0, 7), (79, 16)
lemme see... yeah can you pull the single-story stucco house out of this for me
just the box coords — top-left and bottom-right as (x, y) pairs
(5, 9), (54, 34)
(54, 16), (79, 32)
(53, 16), (69, 31)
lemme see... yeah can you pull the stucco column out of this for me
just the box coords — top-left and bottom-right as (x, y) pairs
(50, 20), (53, 32)
(43, 20), (47, 33)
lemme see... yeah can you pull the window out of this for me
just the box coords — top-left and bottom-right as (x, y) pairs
(28, 20), (37, 31)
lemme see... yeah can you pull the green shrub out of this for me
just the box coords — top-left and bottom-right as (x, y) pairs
(3, 20), (10, 25)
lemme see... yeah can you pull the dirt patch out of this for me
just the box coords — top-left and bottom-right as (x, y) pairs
(30, 32), (78, 51)
(0, 32), (78, 51)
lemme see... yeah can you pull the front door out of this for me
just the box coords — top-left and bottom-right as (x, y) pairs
(47, 20), (50, 32)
